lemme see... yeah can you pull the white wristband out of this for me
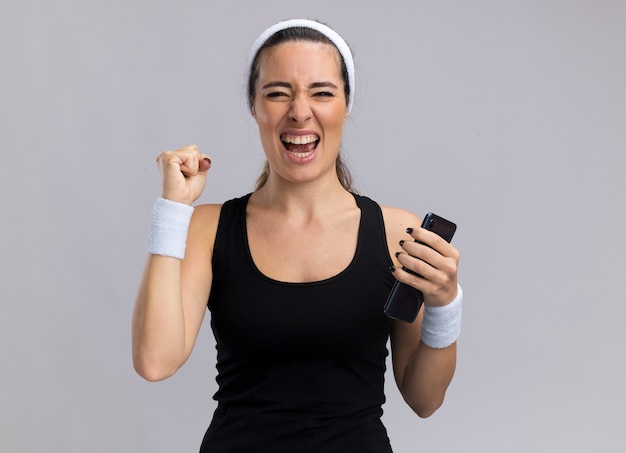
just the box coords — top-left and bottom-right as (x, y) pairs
(421, 284), (463, 349)
(147, 197), (194, 260)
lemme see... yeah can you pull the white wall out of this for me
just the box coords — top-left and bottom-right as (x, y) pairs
(1, 0), (625, 451)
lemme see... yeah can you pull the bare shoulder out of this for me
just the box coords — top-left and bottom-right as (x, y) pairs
(380, 204), (422, 240)
(193, 203), (223, 220)
(192, 203), (223, 225)
(188, 203), (223, 253)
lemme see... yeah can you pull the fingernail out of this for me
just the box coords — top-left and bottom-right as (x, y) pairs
(395, 251), (401, 258)
(406, 227), (414, 234)
(399, 240), (405, 246)
(203, 157), (211, 163)
(389, 266), (396, 272)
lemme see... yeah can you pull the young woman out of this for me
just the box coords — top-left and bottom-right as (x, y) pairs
(132, 19), (462, 452)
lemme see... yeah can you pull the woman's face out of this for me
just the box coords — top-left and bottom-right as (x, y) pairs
(252, 41), (348, 187)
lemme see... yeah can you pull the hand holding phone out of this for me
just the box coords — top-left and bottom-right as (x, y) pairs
(384, 213), (457, 323)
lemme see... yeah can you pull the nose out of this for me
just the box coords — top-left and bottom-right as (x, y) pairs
(288, 95), (312, 124)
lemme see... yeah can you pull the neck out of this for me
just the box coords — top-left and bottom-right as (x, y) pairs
(251, 173), (353, 219)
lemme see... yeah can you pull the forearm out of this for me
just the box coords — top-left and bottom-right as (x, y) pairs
(132, 255), (187, 381)
(400, 341), (456, 418)
(132, 147), (213, 380)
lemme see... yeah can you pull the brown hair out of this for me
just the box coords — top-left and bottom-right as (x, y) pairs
(249, 26), (356, 193)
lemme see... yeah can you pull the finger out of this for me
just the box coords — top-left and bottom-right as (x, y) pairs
(406, 226), (446, 250)
(198, 155), (212, 173)
(395, 251), (438, 282)
(401, 239), (439, 265)
(179, 157), (199, 176)
(157, 150), (187, 175)
(400, 242), (458, 280)
(400, 242), (455, 279)
(177, 149), (202, 176)
(394, 252), (457, 304)
(407, 227), (459, 259)
(176, 145), (210, 176)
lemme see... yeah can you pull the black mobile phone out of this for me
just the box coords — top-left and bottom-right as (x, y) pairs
(384, 213), (457, 323)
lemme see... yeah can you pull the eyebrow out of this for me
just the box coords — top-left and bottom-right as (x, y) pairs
(310, 81), (339, 89)
(261, 81), (339, 90)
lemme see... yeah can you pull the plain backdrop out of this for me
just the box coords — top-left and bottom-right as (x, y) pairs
(1, 0), (625, 452)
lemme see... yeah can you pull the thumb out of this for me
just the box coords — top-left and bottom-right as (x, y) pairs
(198, 156), (212, 173)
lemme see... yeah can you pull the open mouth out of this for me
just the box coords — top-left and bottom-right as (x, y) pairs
(280, 133), (320, 158)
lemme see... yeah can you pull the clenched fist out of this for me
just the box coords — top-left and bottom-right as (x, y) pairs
(155, 144), (212, 205)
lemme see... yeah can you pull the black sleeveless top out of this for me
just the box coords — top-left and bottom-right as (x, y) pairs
(201, 193), (396, 452)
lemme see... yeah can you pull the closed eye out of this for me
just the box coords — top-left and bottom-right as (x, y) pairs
(314, 91), (335, 97)
(266, 91), (289, 99)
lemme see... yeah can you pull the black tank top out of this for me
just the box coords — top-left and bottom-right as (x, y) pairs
(201, 193), (395, 452)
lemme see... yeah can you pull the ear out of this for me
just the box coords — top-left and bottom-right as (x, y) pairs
(251, 103), (256, 118)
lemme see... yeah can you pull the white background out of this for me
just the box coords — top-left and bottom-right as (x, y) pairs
(1, 0), (625, 451)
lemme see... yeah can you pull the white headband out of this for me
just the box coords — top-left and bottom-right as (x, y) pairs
(245, 19), (355, 112)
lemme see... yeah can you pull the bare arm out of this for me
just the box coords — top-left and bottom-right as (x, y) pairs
(132, 204), (218, 381)
(131, 145), (217, 381)
(391, 312), (457, 417)
(382, 206), (460, 417)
